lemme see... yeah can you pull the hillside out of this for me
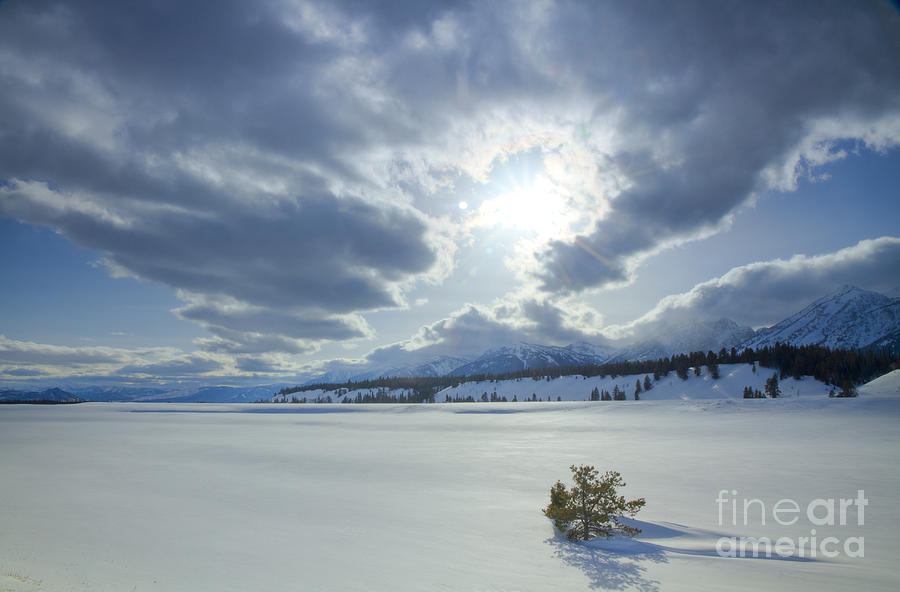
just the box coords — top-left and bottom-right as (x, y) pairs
(858, 369), (900, 397)
(273, 363), (828, 403)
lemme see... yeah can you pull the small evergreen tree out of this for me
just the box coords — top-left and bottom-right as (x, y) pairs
(643, 375), (652, 391)
(543, 465), (646, 541)
(765, 373), (781, 398)
(590, 386), (600, 401)
(837, 381), (858, 397)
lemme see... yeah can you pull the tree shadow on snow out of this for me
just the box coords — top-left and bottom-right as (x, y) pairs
(546, 532), (667, 591)
(546, 518), (818, 591)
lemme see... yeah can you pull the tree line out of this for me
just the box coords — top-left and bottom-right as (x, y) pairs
(273, 344), (898, 403)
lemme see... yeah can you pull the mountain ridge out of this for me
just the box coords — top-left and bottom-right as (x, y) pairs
(0, 387), (83, 403)
(739, 285), (900, 351)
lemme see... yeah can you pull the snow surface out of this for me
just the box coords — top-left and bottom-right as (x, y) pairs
(2, 381), (899, 591)
(858, 369), (900, 398)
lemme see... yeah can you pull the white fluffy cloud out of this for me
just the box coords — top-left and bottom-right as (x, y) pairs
(618, 237), (900, 336)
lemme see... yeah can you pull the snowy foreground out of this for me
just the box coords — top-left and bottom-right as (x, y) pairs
(1, 372), (899, 592)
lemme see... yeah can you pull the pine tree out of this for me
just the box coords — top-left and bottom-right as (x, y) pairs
(765, 373), (781, 398)
(543, 465), (646, 541)
(837, 381), (858, 397)
(643, 375), (652, 391)
(543, 480), (575, 531)
(590, 386), (600, 401)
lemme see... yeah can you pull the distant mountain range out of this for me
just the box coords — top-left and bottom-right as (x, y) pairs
(0, 387), (84, 403)
(9, 285), (898, 402)
(448, 342), (617, 376)
(65, 383), (294, 404)
(315, 285), (899, 381)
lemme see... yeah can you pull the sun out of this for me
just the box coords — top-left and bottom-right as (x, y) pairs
(474, 175), (572, 240)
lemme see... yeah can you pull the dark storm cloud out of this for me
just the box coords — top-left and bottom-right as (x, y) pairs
(2, 185), (434, 311)
(535, 1), (900, 292)
(0, 0), (442, 354)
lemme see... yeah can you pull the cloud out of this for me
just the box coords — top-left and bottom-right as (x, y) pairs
(0, 334), (227, 380)
(175, 294), (372, 354)
(1, 367), (50, 377)
(0, 334), (147, 367)
(530, 2), (900, 292)
(380, 294), (606, 361)
(0, 0), (450, 352)
(1, 0), (898, 359)
(118, 354), (225, 378)
(618, 236), (900, 335)
(233, 354), (295, 375)
(0, 179), (438, 325)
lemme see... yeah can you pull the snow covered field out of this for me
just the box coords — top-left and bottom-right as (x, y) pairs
(2, 372), (899, 591)
(276, 363), (832, 404)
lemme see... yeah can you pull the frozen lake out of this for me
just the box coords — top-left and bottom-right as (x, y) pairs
(2, 388), (899, 591)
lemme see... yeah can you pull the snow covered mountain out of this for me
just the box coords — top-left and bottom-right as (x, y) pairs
(741, 285), (900, 351)
(302, 354), (472, 384)
(448, 342), (616, 376)
(0, 387), (83, 403)
(612, 318), (756, 362)
(356, 355), (472, 380)
(69, 385), (175, 402)
(62, 383), (294, 403)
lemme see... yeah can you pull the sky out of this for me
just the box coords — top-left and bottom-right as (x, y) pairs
(1, 0), (900, 386)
